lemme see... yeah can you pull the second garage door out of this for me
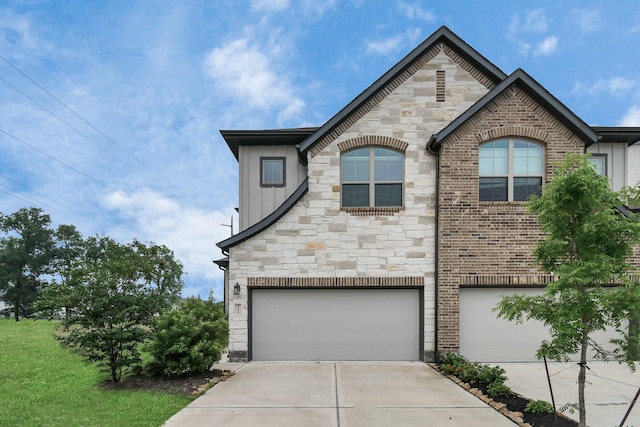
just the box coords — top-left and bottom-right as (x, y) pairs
(460, 287), (624, 362)
(251, 288), (420, 361)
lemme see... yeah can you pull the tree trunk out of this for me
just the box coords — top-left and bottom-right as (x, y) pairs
(579, 326), (588, 427)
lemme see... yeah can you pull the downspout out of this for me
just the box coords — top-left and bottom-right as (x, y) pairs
(426, 139), (440, 363)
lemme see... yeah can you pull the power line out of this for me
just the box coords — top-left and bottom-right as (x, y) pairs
(0, 128), (112, 191)
(0, 53), (174, 187)
(0, 182), (66, 217)
(0, 74), (131, 167)
(0, 186), (93, 230)
(0, 173), (86, 217)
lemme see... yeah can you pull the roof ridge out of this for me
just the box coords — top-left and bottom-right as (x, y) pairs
(297, 26), (507, 158)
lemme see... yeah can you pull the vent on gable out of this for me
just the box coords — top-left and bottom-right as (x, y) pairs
(436, 70), (445, 102)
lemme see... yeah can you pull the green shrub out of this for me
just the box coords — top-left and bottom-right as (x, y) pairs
(146, 297), (228, 376)
(438, 352), (469, 377)
(477, 365), (507, 385)
(458, 362), (481, 383)
(439, 364), (459, 376)
(525, 400), (554, 414)
(438, 352), (468, 366)
(487, 381), (513, 398)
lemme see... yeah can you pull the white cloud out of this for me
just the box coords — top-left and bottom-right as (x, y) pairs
(365, 28), (421, 56)
(533, 35), (558, 56)
(609, 77), (637, 96)
(0, 10), (35, 49)
(619, 106), (640, 126)
(572, 8), (600, 33)
(301, 0), (337, 16)
(507, 9), (555, 56)
(574, 77), (637, 97)
(251, 0), (290, 13)
(399, 2), (435, 22)
(366, 35), (404, 55)
(202, 38), (305, 122)
(509, 9), (549, 37)
(104, 189), (235, 297)
(630, 16), (640, 34)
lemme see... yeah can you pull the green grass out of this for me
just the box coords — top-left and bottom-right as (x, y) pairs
(0, 319), (192, 427)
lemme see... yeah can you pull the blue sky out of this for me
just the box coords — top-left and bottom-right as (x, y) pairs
(1, 0), (639, 299)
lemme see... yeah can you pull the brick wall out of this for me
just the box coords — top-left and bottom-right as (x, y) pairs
(436, 84), (586, 353)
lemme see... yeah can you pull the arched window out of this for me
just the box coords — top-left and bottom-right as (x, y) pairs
(479, 139), (543, 201)
(341, 147), (403, 207)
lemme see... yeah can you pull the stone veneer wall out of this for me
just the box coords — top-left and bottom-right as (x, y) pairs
(226, 47), (492, 362)
(436, 84), (587, 353)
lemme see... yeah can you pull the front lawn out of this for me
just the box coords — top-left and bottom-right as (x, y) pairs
(0, 319), (192, 427)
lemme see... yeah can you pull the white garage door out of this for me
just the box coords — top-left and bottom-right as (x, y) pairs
(251, 288), (420, 361)
(460, 288), (623, 362)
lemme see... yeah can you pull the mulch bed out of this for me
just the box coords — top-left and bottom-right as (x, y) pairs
(100, 368), (234, 396)
(470, 381), (578, 427)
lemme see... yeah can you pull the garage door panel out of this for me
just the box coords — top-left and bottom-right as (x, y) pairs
(252, 289), (420, 361)
(460, 288), (624, 362)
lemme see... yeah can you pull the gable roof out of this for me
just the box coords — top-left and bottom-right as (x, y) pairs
(298, 26), (507, 158)
(217, 178), (309, 253)
(427, 68), (599, 151)
(217, 26), (507, 252)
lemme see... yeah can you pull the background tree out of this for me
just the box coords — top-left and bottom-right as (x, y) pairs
(495, 154), (640, 427)
(48, 236), (184, 382)
(0, 207), (56, 321)
(35, 224), (86, 318)
(146, 296), (229, 376)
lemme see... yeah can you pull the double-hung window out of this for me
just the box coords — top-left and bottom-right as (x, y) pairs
(341, 147), (403, 207)
(479, 139), (543, 201)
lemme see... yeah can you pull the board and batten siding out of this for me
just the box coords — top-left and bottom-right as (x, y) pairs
(629, 144), (640, 188)
(238, 144), (307, 231)
(587, 142), (627, 190)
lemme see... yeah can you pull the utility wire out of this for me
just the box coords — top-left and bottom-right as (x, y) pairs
(0, 173), (86, 217)
(0, 128), (114, 191)
(0, 53), (173, 187)
(0, 186), (93, 230)
(0, 74), (132, 167)
(0, 182), (65, 217)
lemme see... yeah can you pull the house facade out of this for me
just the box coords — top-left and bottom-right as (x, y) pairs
(217, 26), (640, 363)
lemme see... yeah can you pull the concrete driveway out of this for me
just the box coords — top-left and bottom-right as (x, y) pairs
(501, 361), (640, 427)
(163, 361), (517, 427)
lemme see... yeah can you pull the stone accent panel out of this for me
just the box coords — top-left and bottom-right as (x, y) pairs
(442, 44), (497, 91)
(436, 83), (588, 354)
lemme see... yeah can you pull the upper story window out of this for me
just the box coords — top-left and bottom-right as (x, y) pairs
(261, 157), (285, 187)
(588, 154), (607, 176)
(479, 139), (543, 201)
(341, 147), (403, 207)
